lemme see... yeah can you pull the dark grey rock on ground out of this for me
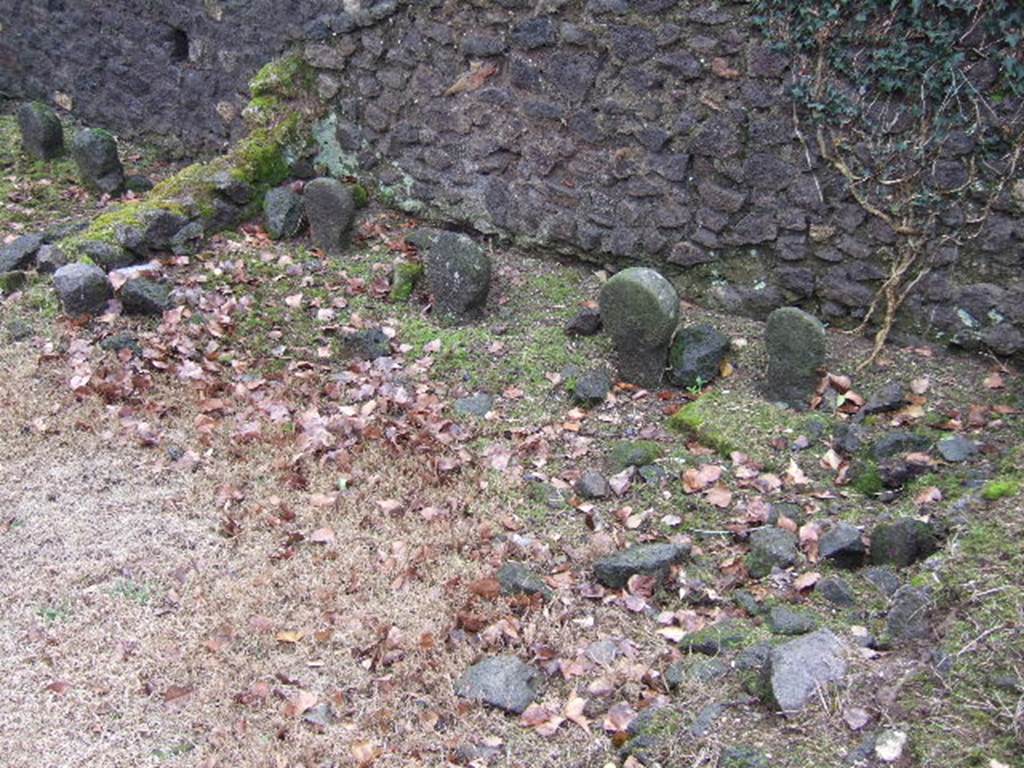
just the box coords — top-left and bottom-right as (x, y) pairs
(419, 230), (492, 322)
(71, 128), (125, 195)
(339, 328), (390, 361)
(53, 263), (112, 315)
(679, 619), (751, 655)
(598, 267), (679, 387)
(819, 522), (866, 569)
(120, 278), (171, 316)
(871, 518), (939, 567)
(565, 307), (602, 336)
(574, 470), (611, 499)
(767, 605), (818, 635)
(720, 746), (771, 768)
(885, 586), (933, 643)
(454, 655), (540, 714)
(0, 271), (29, 295)
(496, 562), (551, 599)
(816, 576), (856, 606)
(764, 629), (847, 714)
(571, 367), (611, 405)
(665, 657), (729, 689)
(865, 567), (902, 597)
(125, 174), (154, 193)
(857, 381), (907, 420)
(35, 244), (68, 274)
(80, 241), (137, 272)
(763, 306), (826, 409)
(0, 233), (44, 273)
(873, 431), (932, 460)
(746, 526), (798, 578)
(668, 323), (730, 389)
(937, 435), (977, 463)
(17, 102), (64, 160)
(303, 177), (355, 252)
(607, 440), (663, 471)
(593, 542), (688, 589)
(453, 393), (493, 417)
(264, 185), (306, 240)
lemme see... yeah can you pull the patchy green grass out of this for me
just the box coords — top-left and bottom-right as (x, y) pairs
(668, 389), (821, 468)
(900, 515), (1024, 767)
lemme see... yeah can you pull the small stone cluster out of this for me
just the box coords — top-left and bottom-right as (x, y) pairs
(17, 101), (142, 196)
(594, 265), (827, 409)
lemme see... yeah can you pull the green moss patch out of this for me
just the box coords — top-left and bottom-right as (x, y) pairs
(981, 478), (1020, 502)
(668, 390), (815, 467)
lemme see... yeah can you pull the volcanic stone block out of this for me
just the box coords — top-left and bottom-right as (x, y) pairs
(17, 102), (64, 160)
(71, 128), (125, 195)
(303, 177), (355, 252)
(763, 307), (826, 409)
(599, 267), (679, 387)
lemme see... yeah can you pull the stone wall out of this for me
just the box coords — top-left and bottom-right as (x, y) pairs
(3, 0), (1023, 355)
(0, 0), (342, 151)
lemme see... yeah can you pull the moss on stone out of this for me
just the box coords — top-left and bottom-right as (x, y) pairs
(981, 478), (1020, 501)
(57, 53), (313, 261)
(608, 440), (665, 471)
(851, 461), (884, 496)
(667, 390), (810, 466)
(249, 56), (313, 100)
(390, 261), (424, 302)
(351, 183), (369, 209)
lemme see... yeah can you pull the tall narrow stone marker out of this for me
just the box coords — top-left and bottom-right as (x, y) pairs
(17, 102), (64, 160)
(303, 177), (355, 252)
(763, 306), (826, 409)
(71, 128), (125, 195)
(598, 267), (679, 387)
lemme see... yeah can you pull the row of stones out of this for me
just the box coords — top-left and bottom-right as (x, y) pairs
(17, 101), (151, 196)
(302, 1), (1024, 356)
(597, 266), (825, 407)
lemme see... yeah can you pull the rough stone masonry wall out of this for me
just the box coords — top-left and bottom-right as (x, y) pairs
(302, 0), (1024, 356)
(3, 0), (1023, 356)
(0, 0), (341, 151)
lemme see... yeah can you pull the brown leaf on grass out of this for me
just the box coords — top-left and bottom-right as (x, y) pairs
(905, 452), (935, 467)
(910, 376), (930, 395)
(705, 483), (733, 508)
(682, 464), (722, 493)
(444, 61), (499, 96)
(284, 689), (318, 717)
(235, 681), (270, 706)
(521, 703), (565, 737)
(45, 680), (72, 695)
(914, 486), (942, 506)
(469, 578), (502, 600)
(983, 371), (1004, 390)
(776, 515), (798, 534)
(753, 473), (782, 494)
(793, 571), (820, 591)
(603, 701), (637, 733)
(564, 691), (591, 733)
(309, 492), (337, 507)
(799, 522), (821, 562)
(820, 448), (842, 471)
(827, 373), (852, 392)
(711, 57), (741, 78)
(163, 685), (193, 703)
(310, 527), (336, 545)
(784, 459), (809, 486)
(350, 739), (382, 767)
(967, 404), (989, 427)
